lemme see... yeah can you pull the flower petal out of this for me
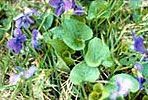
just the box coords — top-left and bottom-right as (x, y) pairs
(26, 16), (34, 24)
(132, 32), (146, 54)
(22, 21), (30, 29)
(15, 18), (22, 28)
(134, 63), (143, 71)
(7, 28), (26, 54)
(32, 29), (39, 40)
(24, 8), (37, 15)
(49, 0), (62, 8)
(32, 39), (39, 49)
(9, 74), (21, 85)
(14, 8), (35, 29)
(32, 29), (40, 49)
(14, 28), (22, 37)
(23, 66), (37, 79)
(55, 6), (65, 16)
(72, 0), (84, 15)
(116, 77), (131, 96)
(137, 75), (145, 90)
(74, 6), (84, 15)
(64, 0), (73, 11)
(7, 39), (22, 54)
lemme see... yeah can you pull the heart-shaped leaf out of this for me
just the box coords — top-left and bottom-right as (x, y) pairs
(70, 62), (100, 85)
(61, 18), (93, 50)
(85, 37), (111, 67)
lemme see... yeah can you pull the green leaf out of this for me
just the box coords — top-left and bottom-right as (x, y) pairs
(50, 26), (63, 39)
(87, 0), (108, 20)
(85, 37), (111, 67)
(49, 39), (74, 56)
(0, 28), (5, 40)
(61, 18), (93, 50)
(43, 14), (53, 30)
(142, 62), (148, 78)
(1, 18), (12, 30)
(143, 80), (148, 95)
(62, 51), (75, 65)
(43, 31), (52, 43)
(143, 95), (148, 100)
(37, 13), (53, 31)
(49, 39), (75, 65)
(100, 82), (117, 100)
(111, 73), (140, 93)
(0, 18), (11, 40)
(70, 62), (100, 85)
(119, 55), (137, 66)
(55, 56), (70, 71)
(102, 58), (113, 68)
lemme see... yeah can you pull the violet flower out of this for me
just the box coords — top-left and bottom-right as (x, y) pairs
(132, 31), (148, 54)
(49, 0), (65, 16)
(134, 63), (145, 90)
(110, 78), (132, 100)
(9, 66), (37, 85)
(9, 73), (22, 85)
(116, 78), (131, 95)
(134, 63), (143, 71)
(23, 66), (37, 79)
(49, 0), (84, 16)
(7, 28), (26, 54)
(14, 8), (36, 29)
(71, 0), (84, 15)
(31, 29), (41, 49)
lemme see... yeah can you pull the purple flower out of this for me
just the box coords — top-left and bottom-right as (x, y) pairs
(137, 76), (145, 90)
(14, 8), (36, 29)
(7, 28), (26, 54)
(110, 78), (132, 99)
(134, 63), (143, 71)
(15, 16), (34, 29)
(9, 66), (37, 85)
(134, 63), (145, 90)
(31, 29), (40, 49)
(23, 66), (37, 79)
(116, 78), (131, 95)
(49, 0), (84, 16)
(132, 31), (147, 54)
(64, 0), (73, 11)
(49, 0), (65, 16)
(9, 73), (22, 85)
(49, 0), (62, 8)
(71, 0), (84, 15)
